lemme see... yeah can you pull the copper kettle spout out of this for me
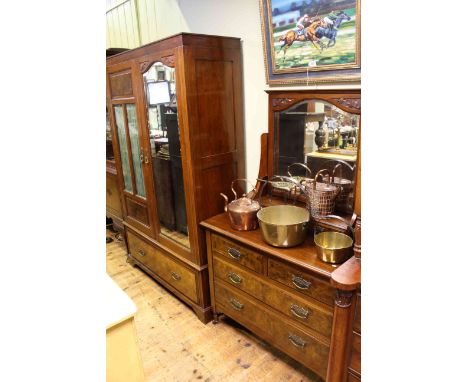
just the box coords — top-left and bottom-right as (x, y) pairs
(220, 193), (229, 212)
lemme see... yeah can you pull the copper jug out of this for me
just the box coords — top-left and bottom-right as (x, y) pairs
(220, 179), (262, 231)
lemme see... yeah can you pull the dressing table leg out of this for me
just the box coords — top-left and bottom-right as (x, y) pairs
(326, 289), (356, 382)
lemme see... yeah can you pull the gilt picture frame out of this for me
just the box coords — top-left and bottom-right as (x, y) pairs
(260, 0), (361, 85)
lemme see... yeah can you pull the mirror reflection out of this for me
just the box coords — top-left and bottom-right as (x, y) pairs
(273, 100), (359, 214)
(143, 62), (190, 248)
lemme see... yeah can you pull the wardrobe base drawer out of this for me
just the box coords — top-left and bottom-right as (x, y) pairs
(215, 281), (329, 379)
(127, 231), (158, 272)
(155, 248), (198, 303)
(127, 230), (198, 303)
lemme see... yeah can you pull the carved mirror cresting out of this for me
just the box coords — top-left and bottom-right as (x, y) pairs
(268, 92), (361, 217)
(142, 61), (190, 249)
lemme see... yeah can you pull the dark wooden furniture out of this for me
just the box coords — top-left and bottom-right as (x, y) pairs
(106, 162), (124, 232)
(106, 33), (245, 323)
(202, 90), (361, 381)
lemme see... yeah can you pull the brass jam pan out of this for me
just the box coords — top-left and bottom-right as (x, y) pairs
(314, 215), (354, 264)
(257, 205), (310, 248)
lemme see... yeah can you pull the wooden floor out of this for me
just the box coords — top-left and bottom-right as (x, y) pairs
(106, 230), (323, 382)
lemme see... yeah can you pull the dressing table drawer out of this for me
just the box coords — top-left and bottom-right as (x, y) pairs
(268, 258), (335, 306)
(212, 234), (264, 273)
(215, 281), (329, 379)
(213, 254), (333, 338)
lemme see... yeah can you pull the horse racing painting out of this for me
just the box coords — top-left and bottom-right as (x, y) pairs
(260, 0), (360, 85)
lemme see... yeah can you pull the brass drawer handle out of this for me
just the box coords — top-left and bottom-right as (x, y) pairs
(171, 271), (181, 281)
(137, 249), (146, 257)
(291, 275), (311, 290)
(227, 247), (243, 261)
(290, 304), (309, 319)
(288, 333), (307, 349)
(229, 297), (244, 311)
(228, 272), (242, 285)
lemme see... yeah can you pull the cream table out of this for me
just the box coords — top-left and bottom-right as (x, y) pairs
(106, 275), (145, 382)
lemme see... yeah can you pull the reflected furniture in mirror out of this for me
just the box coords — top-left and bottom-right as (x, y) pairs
(202, 90), (361, 381)
(106, 33), (245, 323)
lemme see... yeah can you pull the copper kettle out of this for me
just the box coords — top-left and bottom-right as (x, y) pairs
(220, 179), (262, 231)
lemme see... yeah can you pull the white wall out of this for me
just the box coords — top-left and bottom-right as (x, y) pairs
(107, 0), (360, 180)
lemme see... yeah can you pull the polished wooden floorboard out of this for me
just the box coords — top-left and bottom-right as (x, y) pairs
(106, 230), (322, 382)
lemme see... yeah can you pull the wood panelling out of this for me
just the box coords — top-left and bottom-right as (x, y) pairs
(109, 71), (133, 98)
(195, 60), (235, 156)
(106, 0), (140, 49)
(106, 171), (123, 217)
(200, 163), (236, 222)
(125, 197), (149, 226)
(349, 333), (361, 374)
(354, 293), (361, 333)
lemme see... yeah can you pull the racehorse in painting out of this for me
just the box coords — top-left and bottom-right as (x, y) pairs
(315, 11), (351, 48)
(278, 18), (326, 59)
(278, 11), (352, 59)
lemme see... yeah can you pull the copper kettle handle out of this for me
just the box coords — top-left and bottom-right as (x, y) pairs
(330, 160), (354, 182)
(287, 163), (312, 178)
(231, 179), (257, 200)
(312, 169), (330, 191)
(331, 163), (342, 183)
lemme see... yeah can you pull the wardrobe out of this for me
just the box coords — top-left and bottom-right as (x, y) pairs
(106, 33), (245, 322)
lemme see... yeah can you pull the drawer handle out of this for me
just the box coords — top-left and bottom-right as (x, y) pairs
(171, 271), (181, 281)
(229, 297), (244, 311)
(228, 248), (243, 261)
(288, 333), (307, 349)
(228, 272), (243, 285)
(137, 249), (146, 257)
(291, 275), (311, 290)
(290, 304), (309, 319)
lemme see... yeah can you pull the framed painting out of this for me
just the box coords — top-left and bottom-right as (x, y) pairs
(260, 0), (361, 85)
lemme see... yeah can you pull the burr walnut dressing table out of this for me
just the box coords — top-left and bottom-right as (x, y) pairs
(201, 90), (361, 381)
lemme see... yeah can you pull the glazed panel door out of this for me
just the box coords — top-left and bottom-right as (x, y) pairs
(107, 62), (154, 237)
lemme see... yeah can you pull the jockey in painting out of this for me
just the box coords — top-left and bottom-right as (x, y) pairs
(296, 14), (313, 36)
(323, 10), (341, 33)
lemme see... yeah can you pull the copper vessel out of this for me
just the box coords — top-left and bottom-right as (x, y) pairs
(221, 179), (262, 231)
(300, 169), (341, 218)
